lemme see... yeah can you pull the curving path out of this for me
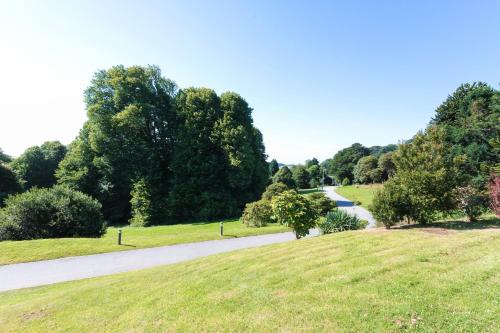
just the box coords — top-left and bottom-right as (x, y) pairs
(323, 186), (377, 228)
(0, 229), (319, 292)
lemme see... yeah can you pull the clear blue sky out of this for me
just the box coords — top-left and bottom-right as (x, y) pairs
(1, 1), (499, 164)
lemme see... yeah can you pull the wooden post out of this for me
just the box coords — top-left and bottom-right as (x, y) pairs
(118, 229), (122, 245)
(220, 222), (223, 237)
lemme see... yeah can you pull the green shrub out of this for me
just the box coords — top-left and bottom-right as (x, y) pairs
(318, 209), (363, 234)
(0, 163), (22, 206)
(240, 199), (273, 227)
(370, 182), (407, 229)
(271, 190), (318, 238)
(261, 182), (289, 201)
(341, 177), (350, 186)
(306, 192), (336, 216)
(0, 186), (105, 241)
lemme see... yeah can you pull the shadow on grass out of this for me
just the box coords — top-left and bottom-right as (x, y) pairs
(398, 216), (499, 231)
(335, 200), (354, 207)
(298, 188), (321, 194)
(222, 235), (238, 238)
(120, 244), (137, 247)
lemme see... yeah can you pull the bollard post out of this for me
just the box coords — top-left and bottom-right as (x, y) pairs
(220, 222), (223, 237)
(118, 229), (122, 245)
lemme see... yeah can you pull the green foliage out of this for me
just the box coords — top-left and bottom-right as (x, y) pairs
(272, 166), (296, 189)
(341, 177), (350, 186)
(323, 143), (370, 183)
(11, 141), (67, 190)
(271, 190), (318, 238)
(292, 165), (311, 189)
(269, 159), (279, 177)
(0, 186), (105, 241)
(368, 144), (397, 157)
(305, 157), (319, 168)
(431, 82), (500, 188)
(240, 199), (273, 227)
(57, 66), (268, 225)
(0, 163), (22, 206)
(261, 182), (289, 201)
(378, 152), (396, 180)
(0, 148), (11, 163)
(317, 209), (363, 234)
(306, 192), (336, 216)
(393, 127), (461, 223)
(353, 155), (378, 184)
(370, 180), (408, 228)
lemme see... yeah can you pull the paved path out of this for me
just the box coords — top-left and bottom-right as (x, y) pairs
(0, 229), (319, 292)
(323, 186), (377, 228)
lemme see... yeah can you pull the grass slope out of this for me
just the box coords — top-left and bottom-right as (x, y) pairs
(0, 220), (289, 265)
(335, 184), (383, 209)
(0, 220), (498, 332)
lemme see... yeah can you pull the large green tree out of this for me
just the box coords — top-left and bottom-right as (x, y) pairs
(268, 159), (279, 177)
(353, 155), (378, 184)
(431, 82), (500, 188)
(58, 65), (178, 224)
(291, 165), (310, 189)
(11, 141), (67, 189)
(323, 143), (370, 183)
(0, 163), (21, 206)
(272, 165), (296, 189)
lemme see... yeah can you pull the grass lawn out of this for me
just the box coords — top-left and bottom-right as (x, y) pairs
(298, 188), (321, 194)
(0, 220), (289, 266)
(335, 183), (383, 209)
(0, 218), (498, 332)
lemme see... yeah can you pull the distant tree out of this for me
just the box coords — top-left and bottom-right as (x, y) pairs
(269, 159), (279, 177)
(0, 163), (22, 206)
(305, 157), (319, 168)
(368, 144), (397, 157)
(378, 152), (396, 180)
(292, 165), (311, 189)
(323, 174), (333, 186)
(272, 166), (296, 188)
(11, 141), (67, 189)
(0, 148), (11, 163)
(307, 192), (336, 216)
(341, 177), (350, 186)
(261, 182), (289, 201)
(308, 164), (321, 184)
(325, 143), (370, 183)
(353, 155), (378, 184)
(369, 168), (384, 183)
(271, 190), (318, 239)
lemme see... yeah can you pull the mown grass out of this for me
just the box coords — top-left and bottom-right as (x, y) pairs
(335, 183), (383, 209)
(0, 219), (289, 265)
(0, 219), (498, 332)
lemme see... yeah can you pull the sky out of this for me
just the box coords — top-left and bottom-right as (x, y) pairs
(1, 1), (499, 164)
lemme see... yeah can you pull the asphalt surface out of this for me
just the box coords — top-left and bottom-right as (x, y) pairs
(323, 186), (377, 228)
(0, 186), (375, 292)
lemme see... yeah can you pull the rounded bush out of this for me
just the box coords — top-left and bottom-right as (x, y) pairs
(240, 199), (273, 227)
(0, 186), (105, 241)
(306, 192), (336, 216)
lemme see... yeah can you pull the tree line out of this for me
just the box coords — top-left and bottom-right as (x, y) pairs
(1, 65), (269, 232)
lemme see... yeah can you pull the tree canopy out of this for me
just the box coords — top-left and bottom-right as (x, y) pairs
(323, 143), (370, 183)
(11, 141), (67, 190)
(57, 65), (268, 225)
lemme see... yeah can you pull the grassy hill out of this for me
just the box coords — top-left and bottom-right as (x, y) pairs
(0, 219), (498, 332)
(335, 184), (383, 209)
